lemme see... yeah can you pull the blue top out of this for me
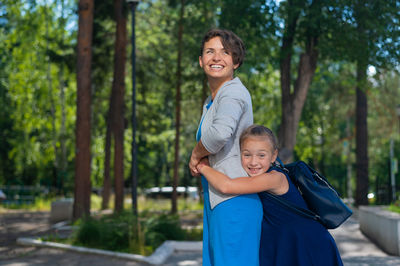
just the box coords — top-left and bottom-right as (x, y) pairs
(258, 166), (343, 266)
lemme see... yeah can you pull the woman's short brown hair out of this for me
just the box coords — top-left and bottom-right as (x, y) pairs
(239, 125), (279, 151)
(200, 29), (246, 68)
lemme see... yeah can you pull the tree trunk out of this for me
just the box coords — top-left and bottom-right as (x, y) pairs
(278, 2), (318, 163)
(101, 107), (113, 210)
(59, 0), (67, 195)
(73, 0), (94, 220)
(355, 62), (369, 206)
(113, 0), (127, 213)
(346, 116), (353, 201)
(171, 0), (184, 214)
(45, 6), (60, 190)
(354, 1), (369, 206)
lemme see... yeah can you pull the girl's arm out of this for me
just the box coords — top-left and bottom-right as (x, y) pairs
(197, 163), (287, 195)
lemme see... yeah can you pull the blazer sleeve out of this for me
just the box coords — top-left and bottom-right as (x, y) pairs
(201, 87), (248, 154)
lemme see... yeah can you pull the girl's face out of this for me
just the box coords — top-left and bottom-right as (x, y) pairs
(199, 37), (239, 82)
(240, 136), (278, 177)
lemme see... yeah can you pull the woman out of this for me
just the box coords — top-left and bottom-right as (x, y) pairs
(189, 29), (262, 266)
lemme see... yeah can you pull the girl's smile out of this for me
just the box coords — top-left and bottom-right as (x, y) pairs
(241, 137), (277, 177)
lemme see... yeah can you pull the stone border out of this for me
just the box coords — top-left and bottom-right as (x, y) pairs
(17, 237), (202, 265)
(358, 206), (400, 256)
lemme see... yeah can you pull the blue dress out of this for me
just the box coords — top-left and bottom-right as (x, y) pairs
(258, 167), (343, 266)
(198, 101), (262, 266)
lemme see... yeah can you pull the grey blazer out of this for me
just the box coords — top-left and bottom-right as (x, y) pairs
(198, 77), (253, 209)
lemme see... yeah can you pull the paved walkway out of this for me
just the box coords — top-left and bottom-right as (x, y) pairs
(331, 217), (400, 265)
(1, 210), (400, 265)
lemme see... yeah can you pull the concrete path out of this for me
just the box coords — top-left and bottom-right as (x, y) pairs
(1, 210), (400, 265)
(330, 217), (400, 265)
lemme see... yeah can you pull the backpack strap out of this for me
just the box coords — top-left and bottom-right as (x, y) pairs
(268, 157), (321, 222)
(262, 192), (321, 223)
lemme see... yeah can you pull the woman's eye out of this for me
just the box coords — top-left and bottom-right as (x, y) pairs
(259, 154), (265, 158)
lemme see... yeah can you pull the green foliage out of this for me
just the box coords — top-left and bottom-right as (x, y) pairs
(2, 0), (77, 191)
(1, 0), (399, 207)
(0, 195), (53, 211)
(73, 211), (199, 255)
(137, 197), (203, 212)
(0, 194), (104, 212)
(387, 201), (400, 214)
(144, 213), (185, 249)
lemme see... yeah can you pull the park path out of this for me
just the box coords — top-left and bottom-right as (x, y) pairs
(1, 209), (400, 265)
(331, 217), (400, 265)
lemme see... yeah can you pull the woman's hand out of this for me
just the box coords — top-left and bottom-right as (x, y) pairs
(189, 152), (201, 177)
(196, 157), (210, 174)
(189, 140), (210, 177)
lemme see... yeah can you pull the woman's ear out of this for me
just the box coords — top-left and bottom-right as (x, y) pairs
(199, 56), (203, 68)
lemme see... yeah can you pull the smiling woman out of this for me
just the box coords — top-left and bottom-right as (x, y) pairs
(198, 37), (239, 90)
(188, 29), (262, 266)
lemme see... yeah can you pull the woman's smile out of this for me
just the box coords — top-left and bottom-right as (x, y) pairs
(199, 37), (238, 83)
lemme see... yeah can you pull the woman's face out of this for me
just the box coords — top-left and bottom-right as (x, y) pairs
(199, 37), (239, 82)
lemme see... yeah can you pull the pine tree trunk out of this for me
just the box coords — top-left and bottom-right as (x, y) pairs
(354, 1), (369, 206)
(73, 0), (94, 220)
(278, 2), (318, 163)
(45, 7), (60, 190)
(112, 0), (127, 213)
(101, 109), (112, 210)
(355, 62), (369, 206)
(172, 0), (185, 214)
(59, 0), (68, 195)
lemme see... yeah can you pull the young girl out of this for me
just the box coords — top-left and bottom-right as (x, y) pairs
(197, 125), (343, 266)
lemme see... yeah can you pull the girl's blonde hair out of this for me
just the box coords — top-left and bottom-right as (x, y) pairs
(239, 125), (279, 151)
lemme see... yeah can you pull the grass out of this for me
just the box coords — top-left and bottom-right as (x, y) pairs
(1, 194), (204, 256)
(55, 210), (202, 256)
(0, 192), (203, 212)
(0, 196), (53, 212)
(136, 196), (203, 212)
(1, 193), (204, 255)
(0, 194), (104, 213)
(387, 201), (400, 214)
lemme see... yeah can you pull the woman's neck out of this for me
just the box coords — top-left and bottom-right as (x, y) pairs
(208, 77), (234, 99)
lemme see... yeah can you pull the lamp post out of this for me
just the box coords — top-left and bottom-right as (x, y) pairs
(393, 104), (400, 202)
(396, 104), (400, 134)
(127, 0), (139, 214)
(390, 138), (396, 202)
(390, 105), (400, 203)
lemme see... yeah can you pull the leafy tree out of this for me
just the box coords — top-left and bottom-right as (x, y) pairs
(336, 0), (400, 205)
(3, 0), (76, 189)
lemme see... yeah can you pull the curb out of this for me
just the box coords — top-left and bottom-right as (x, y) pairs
(17, 237), (202, 265)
